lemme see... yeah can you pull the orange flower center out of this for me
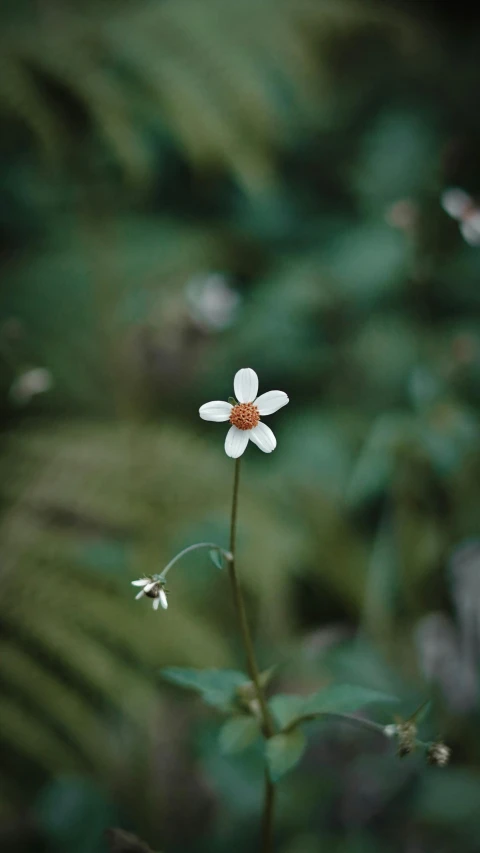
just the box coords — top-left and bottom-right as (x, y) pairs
(229, 402), (260, 431)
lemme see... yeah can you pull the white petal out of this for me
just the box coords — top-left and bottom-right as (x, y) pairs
(144, 581), (156, 593)
(159, 589), (168, 610)
(441, 188), (471, 220)
(234, 368), (258, 403)
(131, 579), (147, 586)
(249, 422), (277, 453)
(135, 589), (145, 600)
(153, 597), (160, 610)
(225, 425), (250, 458)
(461, 219), (480, 246)
(255, 390), (289, 416)
(199, 401), (232, 422)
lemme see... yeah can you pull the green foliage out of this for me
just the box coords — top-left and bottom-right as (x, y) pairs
(270, 686), (396, 732)
(0, 0), (408, 190)
(1, 0), (480, 849)
(269, 695), (308, 730)
(301, 685), (397, 717)
(0, 421), (297, 810)
(218, 716), (261, 754)
(35, 776), (116, 853)
(265, 730), (307, 782)
(161, 667), (248, 711)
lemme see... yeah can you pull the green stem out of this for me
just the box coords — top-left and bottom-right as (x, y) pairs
(227, 458), (275, 853)
(261, 770), (275, 853)
(160, 542), (231, 579)
(282, 712), (429, 749)
(283, 711), (387, 735)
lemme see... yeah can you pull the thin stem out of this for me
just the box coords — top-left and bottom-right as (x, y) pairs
(227, 458), (275, 853)
(261, 771), (275, 853)
(283, 711), (387, 735)
(160, 542), (231, 578)
(227, 459), (274, 737)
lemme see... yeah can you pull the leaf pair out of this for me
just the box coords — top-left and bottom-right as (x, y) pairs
(266, 684), (397, 781)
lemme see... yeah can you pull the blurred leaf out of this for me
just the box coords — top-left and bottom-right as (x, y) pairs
(161, 667), (248, 711)
(302, 684), (397, 716)
(218, 716), (261, 754)
(265, 730), (307, 782)
(270, 685), (396, 732)
(346, 414), (415, 509)
(353, 110), (439, 209)
(416, 770), (480, 825)
(209, 548), (225, 570)
(35, 775), (116, 853)
(269, 695), (307, 730)
(325, 222), (408, 301)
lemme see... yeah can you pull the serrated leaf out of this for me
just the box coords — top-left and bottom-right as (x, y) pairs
(161, 667), (248, 711)
(209, 549), (225, 570)
(266, 730), (307, 782)
(302, 684), (397, 716)
(269, 694), (306, 729)
(219, 715), (261, 754)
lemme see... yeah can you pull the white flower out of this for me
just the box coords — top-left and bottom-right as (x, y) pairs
(199, 367), (289, 458)
(131, 577), (168, 610)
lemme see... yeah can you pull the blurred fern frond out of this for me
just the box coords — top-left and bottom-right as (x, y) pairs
(0, 0), (414, 190)
(0, 420), (299, 799)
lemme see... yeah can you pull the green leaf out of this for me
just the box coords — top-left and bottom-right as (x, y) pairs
(266, 730), (307, 782)
(228, 397), (237, 405)
(302, 684), (397, 716)
(209, 549), (225, 570)
(269, 694), (306, 729)
(218, 716), (261, 754)
(161, 667), (248, 711)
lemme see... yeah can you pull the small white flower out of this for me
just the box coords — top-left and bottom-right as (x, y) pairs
(131, 577), (168, 610)
(199, 368), (289, 459)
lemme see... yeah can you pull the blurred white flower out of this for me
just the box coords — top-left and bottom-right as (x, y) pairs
(10, 367), (53, 405)
(460, 213), (480, 246)
(441, 187), (472, 220)
(131, 577), (168, 610)
(186, 273), (240, 331)
(441, 187), (480, 246)
(199, 367), (289, 459)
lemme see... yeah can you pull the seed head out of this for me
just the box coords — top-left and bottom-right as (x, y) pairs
(427, 742), (451, 767)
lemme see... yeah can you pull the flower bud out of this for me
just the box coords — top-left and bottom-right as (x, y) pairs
(395, 721), (417, 758)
